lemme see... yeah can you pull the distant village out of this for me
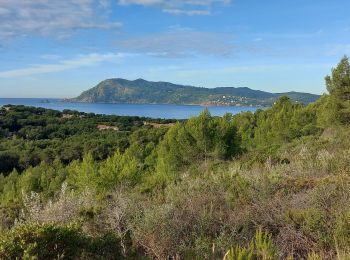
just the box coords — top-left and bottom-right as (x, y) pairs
(97, 122), (175, 131)
(201, 95), (267, 107)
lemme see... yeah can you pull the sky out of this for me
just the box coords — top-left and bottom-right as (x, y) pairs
(0, 0), (350, 98)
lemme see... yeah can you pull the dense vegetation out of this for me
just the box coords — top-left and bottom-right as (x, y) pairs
(69, 78), (320, 106)
(0, 107), (175, 175)
(1, 57), (350, 259)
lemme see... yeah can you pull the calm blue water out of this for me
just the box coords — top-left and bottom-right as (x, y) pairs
(0, 98), (257, 119)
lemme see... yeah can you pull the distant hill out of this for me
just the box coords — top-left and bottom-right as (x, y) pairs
(68, 78), (320, 106)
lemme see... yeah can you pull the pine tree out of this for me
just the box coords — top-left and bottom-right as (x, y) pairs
(325, 56), (350, 124)
(325, 55), (350, 101)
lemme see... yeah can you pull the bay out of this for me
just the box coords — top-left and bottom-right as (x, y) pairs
(0, 98), (258, 119)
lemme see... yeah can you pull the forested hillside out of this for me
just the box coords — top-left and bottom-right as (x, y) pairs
(1, 57), (350, 259)
(69, 78), (320, 106)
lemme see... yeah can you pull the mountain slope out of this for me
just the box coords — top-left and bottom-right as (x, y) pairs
(69, 78), (320, 106)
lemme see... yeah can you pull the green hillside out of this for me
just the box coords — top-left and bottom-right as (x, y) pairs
(69, 78), (320, 106)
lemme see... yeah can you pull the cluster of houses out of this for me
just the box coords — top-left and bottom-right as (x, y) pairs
(96, 122), (175, 131)
(97, 125), (120, 131)
(0, 106), (11, 115)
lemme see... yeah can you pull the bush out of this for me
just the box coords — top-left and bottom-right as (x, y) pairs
(224, 229), (277, 260)
(0, 223), (123, 259)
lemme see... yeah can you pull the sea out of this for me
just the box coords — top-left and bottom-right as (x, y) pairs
(0, 98), (258, 119)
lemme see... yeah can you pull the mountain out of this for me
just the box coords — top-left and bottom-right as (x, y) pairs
(68, 78), (320, 106)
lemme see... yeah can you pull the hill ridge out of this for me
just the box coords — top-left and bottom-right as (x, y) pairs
(69, 78), (320, 106)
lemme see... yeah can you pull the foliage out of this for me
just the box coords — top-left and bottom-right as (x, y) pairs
(325, 56), (350, 100)
(325, 55), (350, 124)
(224, 229), (277, 260)
(156, 109), (240, 182)
(0, 223), (123, 259)
(1, 57), (350, 259)
(0, 105), (175, 174)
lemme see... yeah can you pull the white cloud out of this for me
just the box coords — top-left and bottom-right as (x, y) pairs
(118, 0), (230, 15)
(0, 0), (121, 39)
(116, 28), (235, 57)
(0, 53), (128, 78)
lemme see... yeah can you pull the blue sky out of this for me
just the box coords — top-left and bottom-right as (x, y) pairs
(0, 0), (350, 98)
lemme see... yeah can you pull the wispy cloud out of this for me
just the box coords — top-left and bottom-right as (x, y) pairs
(118, 0), (230, 15)
(0, 0), (121, 39)
(326, 44), (350, 56)
(125, 63), (332, 83)
(163, 8), (210, 16)
(40, 54), (62, 60)
(251, 30), (324, 41)
(115, 28), (313, 59)
(0, 53), (128, 78)
(174, 63), (333, 78)
(116, 28), (235, 57)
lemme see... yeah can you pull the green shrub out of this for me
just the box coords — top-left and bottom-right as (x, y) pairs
(224, 229), (277, 260)
(224, 245), (254, 260)
(0, 223), (123, 259)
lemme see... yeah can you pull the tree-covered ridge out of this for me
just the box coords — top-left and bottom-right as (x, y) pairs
(69, 78), (320, 106)
(1, 57), (350, 259)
